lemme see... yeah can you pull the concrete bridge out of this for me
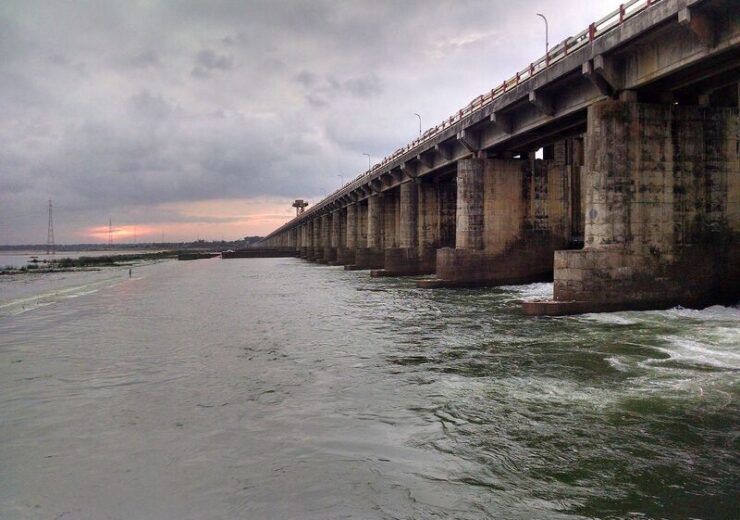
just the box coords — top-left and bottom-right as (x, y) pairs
(260, 0), (739, 315)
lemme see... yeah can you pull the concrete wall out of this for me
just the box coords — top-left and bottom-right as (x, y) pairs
(550, 100), (739, 310)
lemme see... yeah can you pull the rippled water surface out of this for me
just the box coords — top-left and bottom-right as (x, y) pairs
(1, 258), (738, 519)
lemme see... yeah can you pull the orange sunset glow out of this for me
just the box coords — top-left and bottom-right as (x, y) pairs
(77, 198), (299, 242)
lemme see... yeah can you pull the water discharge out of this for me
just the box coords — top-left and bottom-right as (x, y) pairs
(1, 258), (737, 519)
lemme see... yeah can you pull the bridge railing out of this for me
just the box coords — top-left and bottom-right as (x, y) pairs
(267, 0), (662, 238)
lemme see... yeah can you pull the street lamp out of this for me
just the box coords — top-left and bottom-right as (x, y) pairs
(337, 174), (344, 186)
(536, 13), (549, 58)
(413, 113), (422, 136)
(363, 153), (371, 172)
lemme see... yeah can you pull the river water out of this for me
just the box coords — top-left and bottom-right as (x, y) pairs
(1, 258), (738, 519)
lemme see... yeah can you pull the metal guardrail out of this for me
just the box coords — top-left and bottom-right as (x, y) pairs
(268, 0), (663, 238)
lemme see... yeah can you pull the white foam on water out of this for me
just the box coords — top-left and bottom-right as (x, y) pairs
(606, 356), (631, 372)
(664, 304), (740, 321)
(652, 336), (740, 370)
(580, 313), (639, 325)
(499, 282), (554, 301)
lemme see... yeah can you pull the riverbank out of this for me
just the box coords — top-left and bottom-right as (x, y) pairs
(0, 251), (181, 275)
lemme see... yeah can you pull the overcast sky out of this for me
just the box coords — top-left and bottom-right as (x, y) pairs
(1, 0), (618, 244)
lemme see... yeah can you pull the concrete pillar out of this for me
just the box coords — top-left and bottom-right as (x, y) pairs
(291, 228), (298, 255)
(346, 204), (357, 250)
(381, 190), (398, 249)
(439, 179), (457, 248)
(320, 213), (331, 263)
(299, 224), (308, 258)
(312, 218), (323, 262)
(418, 181), (440, 272)
(419, 155), (572, 288)
(327, 209), (340, 263)
(367, 193), (382, 250)
(352, 193), (384, 269)
(456, 158), (484, 250)
(357, 201), (368, 248)
(399, 181), (418, 248)
(337, 203), (357, 265)
(524, 99), (739, 315)
(373, 181), (428, 276)
(304, 221), (313, 260)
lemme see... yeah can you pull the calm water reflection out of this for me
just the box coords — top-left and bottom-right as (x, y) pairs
(1, 258), (738, 519)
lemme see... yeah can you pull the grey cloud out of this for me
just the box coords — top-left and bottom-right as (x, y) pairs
(191, 49), (233, 78)
(344, 74), (381, 98)
(128, 90), (176, 119)
(127, 50), (161, 69)
(295, 71), (382, 107)
(0, 0), (618, 243)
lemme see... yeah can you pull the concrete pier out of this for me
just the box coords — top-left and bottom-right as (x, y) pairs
(417, 155), (572, 288)
(353, 193), (384, 269)
(312, 218), (323, 263)
(373, 181), (428, 276)
(327, 210), (340, 264)
(524, 100), (739, 315)
(336, 204), (357, 265)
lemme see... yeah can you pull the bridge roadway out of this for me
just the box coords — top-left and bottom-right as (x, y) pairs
(261, 0), (740, 315)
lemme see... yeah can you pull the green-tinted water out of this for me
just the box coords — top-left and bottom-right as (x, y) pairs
(1, 258), (737, 518)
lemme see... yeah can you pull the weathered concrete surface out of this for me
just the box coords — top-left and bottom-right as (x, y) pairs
(524, 100), (739, 315)
(418, 180), (441, 273)
(456, 159), (484, 250)
(418, 155), (573, 288)
(298, 224), (308, 259)
(373, 181), (435, 276)
(312, 218), (324, 262)
(351, 194), (385, 269)
(326, 210), (341, 264)
(336, 205), (356, 265)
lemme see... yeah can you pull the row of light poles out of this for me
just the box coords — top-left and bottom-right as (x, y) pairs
(337, 14), (549, 188)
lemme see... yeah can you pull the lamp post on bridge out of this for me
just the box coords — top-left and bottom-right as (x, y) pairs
(537, 13), (549, 61)
(337, 174), (344, 186)
(363, 153), (371, 173)
(413, 113), (422, 137)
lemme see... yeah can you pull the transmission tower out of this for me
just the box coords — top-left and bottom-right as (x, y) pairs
(108, 218), (113, 248)
(46, 199), (55, 254)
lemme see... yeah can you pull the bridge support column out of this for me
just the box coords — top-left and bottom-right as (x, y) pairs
(418, 155), (573, 288)
(336, 204), (357, 265)
(319, 213), (331, 263)
(304, 221), (313, 260)
(456, 158), (485, 250)
(417, 180), (441, 273)
(524, 100), (739, 315)
(311, 218), (324, 262)
(353, 193), (384, 269)
(298, 224), (307, 259)
(374, 181), (429, 276)
(325, 210), (339, 264)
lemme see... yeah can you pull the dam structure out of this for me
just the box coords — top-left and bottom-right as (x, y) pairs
(260, 0), (740, 315)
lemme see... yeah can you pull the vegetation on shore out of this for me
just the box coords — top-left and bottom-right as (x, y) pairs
(1, 251), (181, 275)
